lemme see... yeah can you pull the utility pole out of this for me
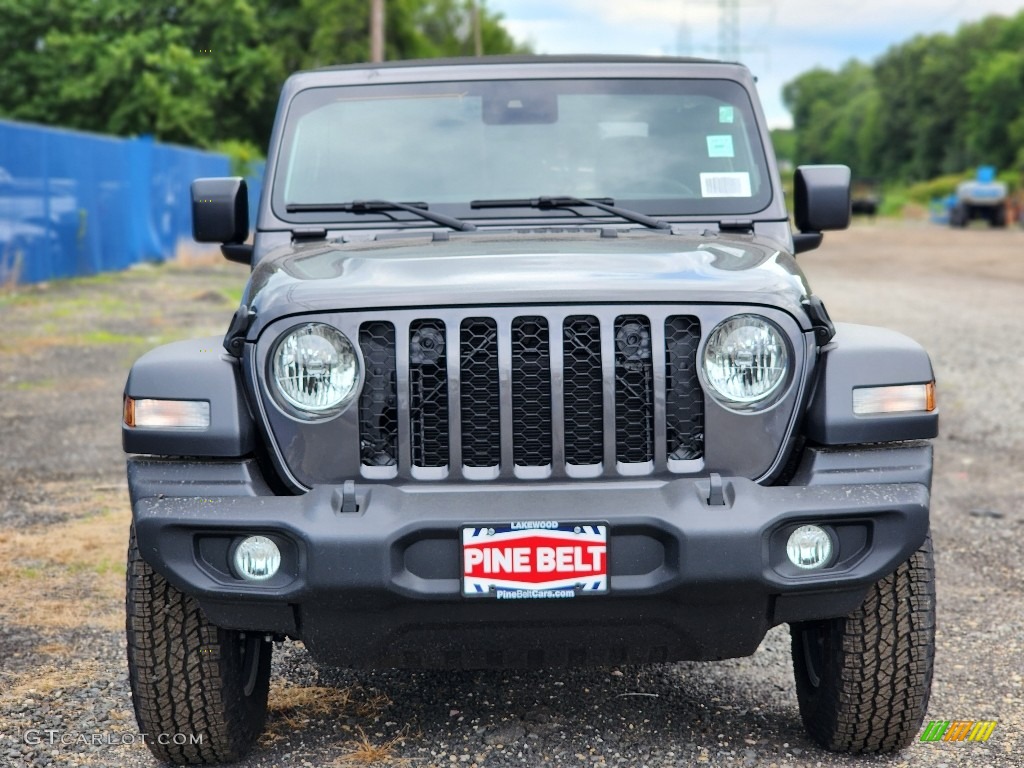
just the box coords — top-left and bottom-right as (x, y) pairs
(370, 0), (385, 63)
(718, 0), (740, 61)
(675, 22), (692, 57)
(472, 0), (484, 57)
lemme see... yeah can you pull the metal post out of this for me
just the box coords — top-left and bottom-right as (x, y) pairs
(472, 0), (484, 57)
(370, 0), (385, 63)
(718, 0), (739, 61)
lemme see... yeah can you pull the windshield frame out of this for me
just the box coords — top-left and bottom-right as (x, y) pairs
(266, 67), (781, 230)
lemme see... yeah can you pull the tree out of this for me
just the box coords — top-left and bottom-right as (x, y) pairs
(0, 0), (286, 148)
(0, 0), (529, 151)
(964, 50), (1024, 170)
(781, 61), (879, 178)
(782, 9), (1024, 182)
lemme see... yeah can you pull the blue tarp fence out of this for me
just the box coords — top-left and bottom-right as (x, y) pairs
(0, 118), (264, 285)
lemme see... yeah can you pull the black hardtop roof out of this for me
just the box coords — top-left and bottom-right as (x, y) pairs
(285, 55), (755, 90)
(310, 54), (731, 74)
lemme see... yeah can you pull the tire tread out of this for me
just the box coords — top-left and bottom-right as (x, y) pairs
(792, 535), (936, 753)
(126, 526), (270, 764)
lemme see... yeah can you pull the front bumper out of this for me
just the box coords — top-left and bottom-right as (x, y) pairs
(128, 444), (932, 668)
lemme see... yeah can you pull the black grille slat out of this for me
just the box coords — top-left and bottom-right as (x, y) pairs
(358, 322), (399, 467)
(511, 316), (552, 466)
(409, 319), (449, 468)
(665, 316), (704, 461)
(460, 319), (501, 467)
(563, 316), (604, 465)
(614, 315), (655, 464)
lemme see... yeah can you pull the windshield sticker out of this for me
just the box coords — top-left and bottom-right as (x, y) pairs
(700, 172), (752, 198)
(719, 105), (735, 123)
(706, 134), (735, 158)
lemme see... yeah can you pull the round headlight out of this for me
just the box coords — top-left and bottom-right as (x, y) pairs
(702, 315), (788, 407)
(271, 323), (360, 416)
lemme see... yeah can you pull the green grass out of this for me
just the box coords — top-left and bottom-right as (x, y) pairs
(67, 558), (121, 577)
(89, 557), (121, 577)
(49, 296), (136, 319)
(77, 330), (149, 345)
(878, 190), (911, 218)
(221, 286), (245, 305)
(0, 290), (44, 309)
(14, 379), (55, 391)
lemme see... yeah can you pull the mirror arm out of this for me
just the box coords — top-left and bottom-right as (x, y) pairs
(793, 232), (823, 254)
(221, 243), (253, 264)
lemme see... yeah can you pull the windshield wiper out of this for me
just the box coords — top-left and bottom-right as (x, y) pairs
(286, 200), (476, 232)
(470, 196), (672, 231)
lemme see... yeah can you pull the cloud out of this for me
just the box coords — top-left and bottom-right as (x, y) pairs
(566, 0), (1023, 38)
(488, 0), (1024, 126)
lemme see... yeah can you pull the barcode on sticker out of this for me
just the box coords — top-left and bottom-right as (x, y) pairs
(700, 172), (752, 198)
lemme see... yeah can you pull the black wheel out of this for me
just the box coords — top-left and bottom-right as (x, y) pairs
(949, 205), (967, 227)
(992, 205), (1007, 228)
(126, 525), (272, 764)
(790, 534), (935, 753)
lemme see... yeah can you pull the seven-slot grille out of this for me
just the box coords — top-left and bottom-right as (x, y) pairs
(357, 310), (703, 479)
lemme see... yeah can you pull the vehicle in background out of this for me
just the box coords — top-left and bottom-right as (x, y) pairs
(949, 166), (1008, 227)
(850, 178), (881, 216)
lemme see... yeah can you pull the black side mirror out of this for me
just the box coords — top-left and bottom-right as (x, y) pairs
(793, 165), (851, 254)
(191, 177), (252, 264)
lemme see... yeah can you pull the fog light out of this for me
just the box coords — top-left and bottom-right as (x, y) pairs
(233, 536), (281, 581)
(786, 525), (833, 570)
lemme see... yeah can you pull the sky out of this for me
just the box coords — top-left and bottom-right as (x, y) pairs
(486, 0), (1024, 128)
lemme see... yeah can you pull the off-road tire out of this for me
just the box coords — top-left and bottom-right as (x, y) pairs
(790, 534), (936, 753)
(126, 525), (272, 764)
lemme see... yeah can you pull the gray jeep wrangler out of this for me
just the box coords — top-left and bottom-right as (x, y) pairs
(122, 56), (938, 764)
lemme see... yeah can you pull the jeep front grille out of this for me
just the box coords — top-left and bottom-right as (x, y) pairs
(357, 309), (703, 480)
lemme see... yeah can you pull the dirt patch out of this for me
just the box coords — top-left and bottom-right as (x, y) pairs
(0, 502), (128, 636)
(0, 258), (247, 767)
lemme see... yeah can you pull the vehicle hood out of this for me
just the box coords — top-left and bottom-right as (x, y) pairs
(244, 230), (813, 338)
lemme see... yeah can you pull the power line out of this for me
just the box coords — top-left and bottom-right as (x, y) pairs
(675, 0), (774, 63)
(719, 0), (740, 61)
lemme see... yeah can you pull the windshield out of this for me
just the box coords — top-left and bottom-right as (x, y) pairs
(273, 77), (773, 223)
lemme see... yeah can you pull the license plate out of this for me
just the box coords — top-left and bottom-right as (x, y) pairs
(461, 522), (608, 598)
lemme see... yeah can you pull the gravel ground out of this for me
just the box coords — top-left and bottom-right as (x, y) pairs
(0, 222), (1021, 768)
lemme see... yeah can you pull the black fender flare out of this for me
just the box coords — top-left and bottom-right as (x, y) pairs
(123, 336), (255, 456)
(805, 323), (938, 445)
